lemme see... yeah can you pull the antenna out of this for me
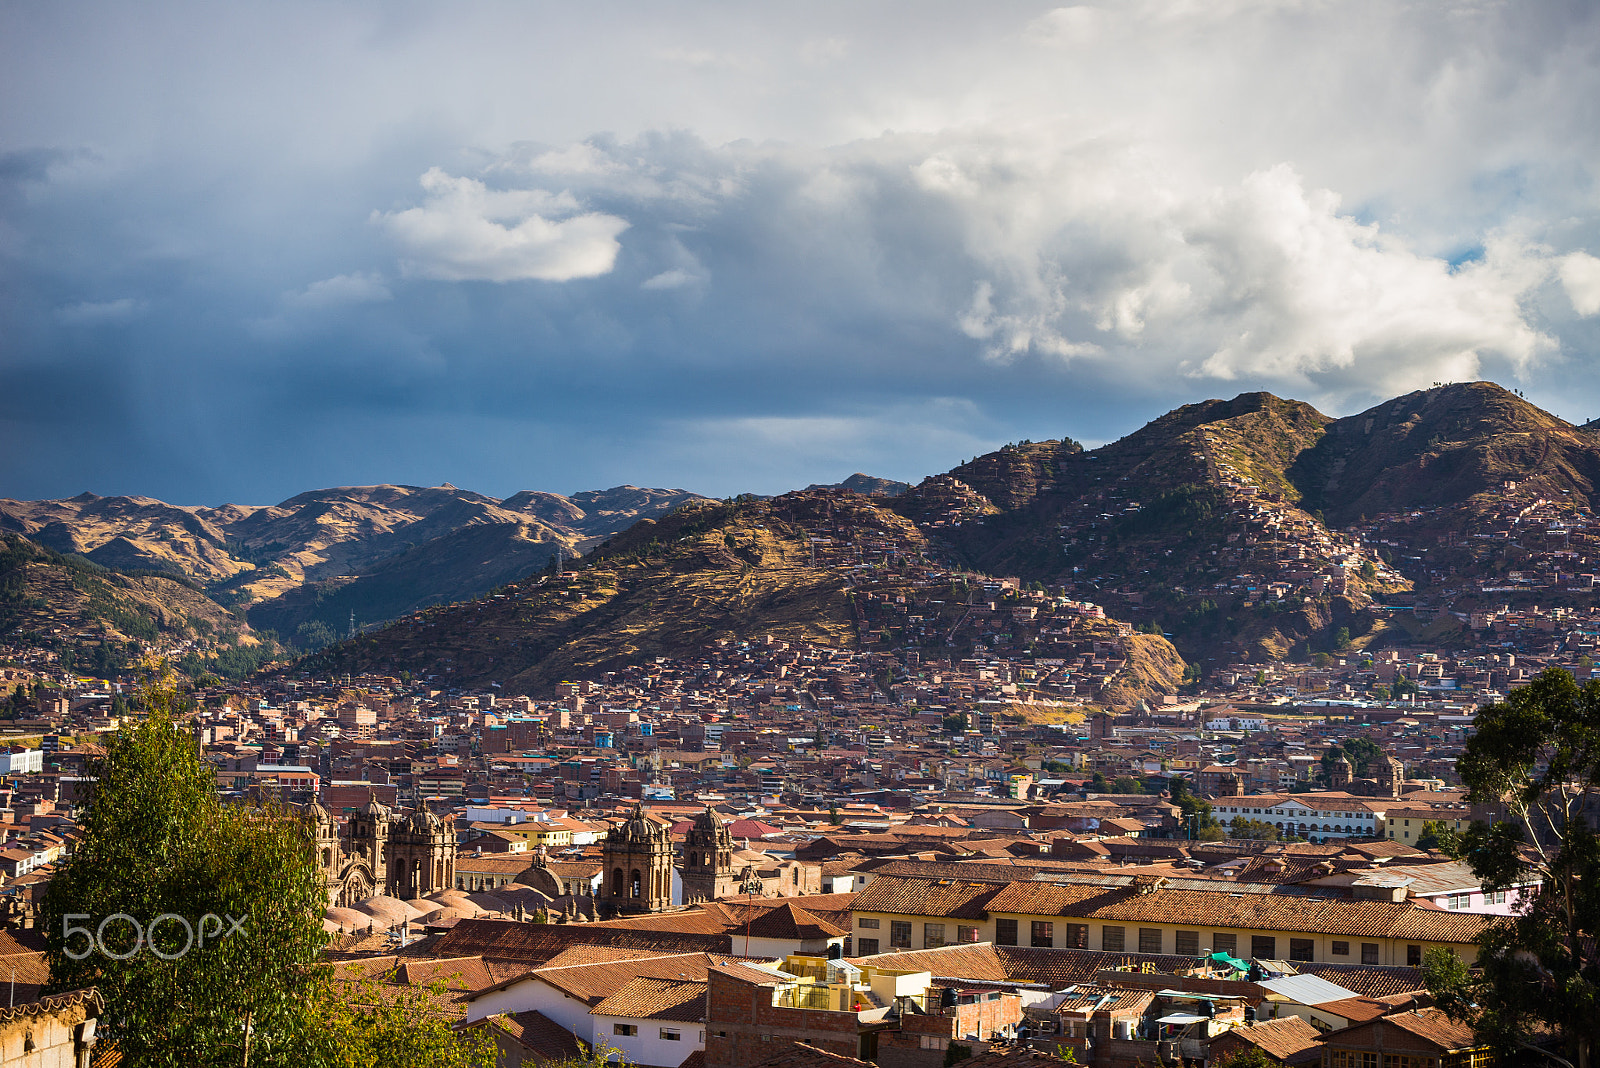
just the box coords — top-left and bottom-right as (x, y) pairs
(348, 610), (356, 641)
(554, 547), (564, 577)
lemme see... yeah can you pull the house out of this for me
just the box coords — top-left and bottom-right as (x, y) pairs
(1208, 1015), (1322, 1065)
(1319, 1007), (1493, 1068)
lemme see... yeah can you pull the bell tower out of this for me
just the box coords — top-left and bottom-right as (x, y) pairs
(682, 807), (738, 904)
(601, 804), (674, 913)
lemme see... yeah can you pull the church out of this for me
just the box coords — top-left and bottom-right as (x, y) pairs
(308, 796), (457, 907)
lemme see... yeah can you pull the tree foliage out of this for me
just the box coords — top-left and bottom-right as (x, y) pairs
(1425, 668), (1600, 1068)
(41, 664), (495, 1068)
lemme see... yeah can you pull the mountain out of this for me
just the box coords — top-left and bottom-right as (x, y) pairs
(299, 489), (1188, 707)
(0, 533), (246, 675)
(1289, 382), (1600, 525)
(302, 494), (873, 691)
(803, 474), (912, 497)
(0, 483), (714, 648)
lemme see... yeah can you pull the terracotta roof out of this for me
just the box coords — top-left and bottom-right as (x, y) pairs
(851, 876), (1003, 919)
(679, 1050), (707, 1068)
(428, 918), (732, 963)
(743, 902), (847, 940)
(964, 1048), (1082, 1068)
(1372, 1008), (1479, 1051)
(1213, 1016), (1322, 1060)
(590, 976), (708, 1022)
(748, 1041), (876, 1068)
(978, 880), (1487, 943)
(481, 1009), (589, 1061)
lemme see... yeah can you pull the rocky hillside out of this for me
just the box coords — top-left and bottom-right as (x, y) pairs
(1287, 382), (1600, 525)
(0, 483), (713, 648)
(300, 494), (877, 691)
(0, 533), (251, 675)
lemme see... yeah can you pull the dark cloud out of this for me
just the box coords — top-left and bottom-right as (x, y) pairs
(2, 2), (1598, 504)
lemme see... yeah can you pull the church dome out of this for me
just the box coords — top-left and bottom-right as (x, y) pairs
(408, 807), (441, 834)
(361, 795), (389, 819)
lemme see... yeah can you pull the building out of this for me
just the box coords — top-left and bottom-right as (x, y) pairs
(602, 804), (676, 913)
(309, 796), (457, 905)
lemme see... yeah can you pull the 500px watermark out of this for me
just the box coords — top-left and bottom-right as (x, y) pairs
(63, 913), (247, 960)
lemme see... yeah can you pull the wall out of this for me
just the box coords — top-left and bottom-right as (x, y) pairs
(0, 994), (98, 1068)
(593, 1013), (704, 1067)
(704, 970), (865, 1068)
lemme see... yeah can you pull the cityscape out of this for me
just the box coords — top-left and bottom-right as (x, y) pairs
(4, 3), (1600, 1068)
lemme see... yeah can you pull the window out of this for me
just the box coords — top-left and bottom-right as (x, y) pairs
(1488, 890), (1507, 905)
(1251, 936), (1276, 960)
(1407, 944), (1422, 966)
(1212, 933), (1237, 956)
(661, 1029), (681, 1041)
(1331, 940), (1350, 956)
(996, 918), (1018, 946)
(859, 917), (880, 929)
(1361, 943), (1380, 965)
(1032, 921), (1054, 948)
(957, 925), (980, 944)
(1102, 926), (1125, 951)
(1289, 938), (1314, 962)
(925, 923), (947, 949)
(1175, 930), (1199, 956)
(1063, 923), (1089, 949)
(1446, 893), (1470, 909)
(614, 1024), (637, 1036)
(1139, 928), (1163, 954)
(857, 937), (879, 956)
(890, 921), (911, 948)
(920, 1037), (949, 1051)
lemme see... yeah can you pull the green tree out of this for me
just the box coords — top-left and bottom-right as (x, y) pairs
(1425, 668), (1600, 1068)
(944, 1042), (973, 1067)
(1090, 771), (1109, 794)
(1333, 627), (1352, 652)
(1112, 776), (1144, 794)
(1359, 560), (1378, 581)
(42, 667), (327, 1065)
(1228, 817), (1279, 841)
(41, 666), (494, 1068)
(1414, 819), (1452, 852)
(942, 711), (969, 733)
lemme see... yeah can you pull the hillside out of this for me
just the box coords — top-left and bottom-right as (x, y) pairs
(299, 495), (881, 691)
(1287, 382), (1600, 525)
(0, 533), (252, 676)
(0, 483), (713, 648)
(804, 474), (912, 497)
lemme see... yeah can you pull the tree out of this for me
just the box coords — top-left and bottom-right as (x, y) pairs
(1214, 1048), (1283, 1068)
(1228, 817), (1279, 841)
(43, 667), (327, 1066)
(1359, 560), (1378, 581)
(1112, 776), (1144, 794)
(942, 711), (969, 733)
(1425, 668), (1600, 1068)
(1415, 820), (1453, 852)
(1333, 627), (1352, 652)
(1090, 771), (1109, 794)
(41, 665), (494, 1068)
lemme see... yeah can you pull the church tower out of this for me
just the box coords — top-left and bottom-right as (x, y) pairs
(346, 794), (391, 892)
(682, 807), (738, 904)
(1329, 752), (1353, 791)
(387, 806), (457, 900)
(601, 804), (675, 913)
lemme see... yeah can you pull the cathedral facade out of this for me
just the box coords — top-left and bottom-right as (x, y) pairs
(600, 804), (675, 913)
(309, 796), (457, 906)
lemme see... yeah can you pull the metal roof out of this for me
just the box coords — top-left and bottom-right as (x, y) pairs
(1259, 973), (1362, 1005)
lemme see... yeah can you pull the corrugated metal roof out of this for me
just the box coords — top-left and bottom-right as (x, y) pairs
(1259, 972), (1361, 1005)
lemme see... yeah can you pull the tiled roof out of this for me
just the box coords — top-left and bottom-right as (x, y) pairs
(1330, 1007), (1479, 1052)
(743, 902), (847, 939)
(748, 1042), (876, 1068)
(979, 880), (1487, 943)
(851, 876), (1004, 919)
(428, 918), (732, 963)
(482, 1009), (590, 1060)
(590, 976), (708, 1022)
(1215, 1016), (1322, 1059)
(964, 1048), (1081, 1068)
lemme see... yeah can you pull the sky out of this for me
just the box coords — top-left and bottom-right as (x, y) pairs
(3, 1), (1600, 505)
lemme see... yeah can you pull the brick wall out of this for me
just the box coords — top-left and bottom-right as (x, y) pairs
(705, 971), (864, 1068)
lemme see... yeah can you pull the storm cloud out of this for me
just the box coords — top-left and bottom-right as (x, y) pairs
(3, 1), (1599, 504)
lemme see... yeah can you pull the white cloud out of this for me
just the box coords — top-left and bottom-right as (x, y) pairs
(285, 271), (391, 308)
(374, 168), (628, 282)
(1559, 252), (1600, 317)
(54, 297), (146, 324)
(641, 269), (697, 290)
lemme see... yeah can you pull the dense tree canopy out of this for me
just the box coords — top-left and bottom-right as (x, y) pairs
(1425, 668), (1600, 1068)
